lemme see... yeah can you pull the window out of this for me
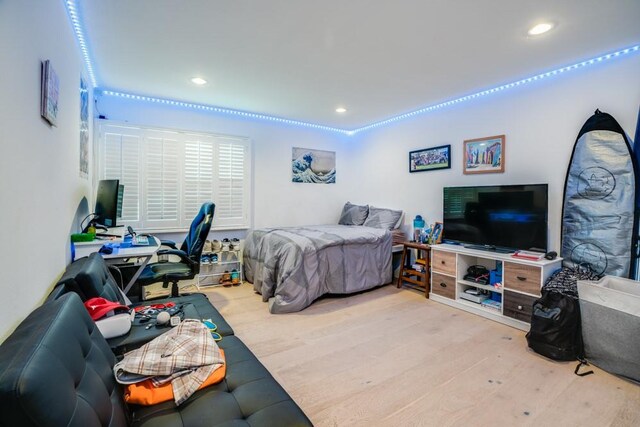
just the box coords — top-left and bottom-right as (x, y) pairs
(97, 122), (251, 231)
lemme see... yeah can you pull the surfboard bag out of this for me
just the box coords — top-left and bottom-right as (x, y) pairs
(561, 109), (638, 278)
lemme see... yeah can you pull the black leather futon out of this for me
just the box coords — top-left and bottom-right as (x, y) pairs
(0, 293), (312, 426)
(1, 253), (312, 426)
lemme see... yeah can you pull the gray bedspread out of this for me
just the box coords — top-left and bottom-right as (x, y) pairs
(243, 225), (392, 313)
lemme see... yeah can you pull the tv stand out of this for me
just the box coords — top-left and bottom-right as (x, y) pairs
(463, 244), (513, 254)
(430, 244), (562, 331)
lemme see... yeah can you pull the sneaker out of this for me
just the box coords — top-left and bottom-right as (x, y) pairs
(229, 238), (240, 251)
(222, 238), (230, 252)
(231, 269), (240, 286)
(221, 271), (232, 287)
(211, 253), (218, 263)
(203, 240), (212, 253)
(200, 254), (210, 264)
(211, 239), (222, 252)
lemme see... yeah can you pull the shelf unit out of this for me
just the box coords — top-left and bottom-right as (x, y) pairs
(397, 242), (431, 298)
(430, 244), (562, 331)
(197, 247), (243, 288)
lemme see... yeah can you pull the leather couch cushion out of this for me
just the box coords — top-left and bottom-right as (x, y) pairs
(131, 336), (312, 427)
(55, 253), (126, 304)
(0, 293), (128, 426)
(109, 294), (234, 354)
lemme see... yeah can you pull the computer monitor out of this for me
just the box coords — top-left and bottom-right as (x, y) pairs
(94, 179), (124, 227)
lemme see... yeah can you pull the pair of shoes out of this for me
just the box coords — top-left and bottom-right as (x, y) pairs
(202, 254), (219, 264)
(231, 269), (240, 286)
(221, 271), (232, 287)
(229, 238), (241, 251)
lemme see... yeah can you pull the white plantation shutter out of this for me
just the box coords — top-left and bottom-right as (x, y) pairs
(184, 134), (215, 223)
(101, 127), (141, 227)
(216, 138), (248, 227)
(98, 121), (251, 231)
(144, 132), (180, 228)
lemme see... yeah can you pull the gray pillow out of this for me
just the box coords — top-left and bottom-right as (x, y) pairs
(339, 202), (369, 226)
(363, 206), (403, 230)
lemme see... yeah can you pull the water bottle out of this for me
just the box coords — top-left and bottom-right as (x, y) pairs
(413, 215), (425, 242)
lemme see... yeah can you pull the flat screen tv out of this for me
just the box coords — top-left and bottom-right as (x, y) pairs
(442, 184), (548, 252)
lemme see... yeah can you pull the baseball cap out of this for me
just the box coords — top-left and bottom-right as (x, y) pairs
(84, 297), (130, 321)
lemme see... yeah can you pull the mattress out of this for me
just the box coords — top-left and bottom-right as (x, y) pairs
(243, 225), (392, 313)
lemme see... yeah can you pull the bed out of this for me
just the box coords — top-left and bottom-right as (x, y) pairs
(243, 224), (393, 313)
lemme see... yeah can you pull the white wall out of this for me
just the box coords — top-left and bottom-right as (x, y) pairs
(0, 1), (92, 340)
(1, 0), (638, 342)
(96, 95), (358, 241)
(349, 55), (640, 252)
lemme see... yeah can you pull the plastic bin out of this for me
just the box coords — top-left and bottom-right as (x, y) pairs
(577, 276), (640, 382)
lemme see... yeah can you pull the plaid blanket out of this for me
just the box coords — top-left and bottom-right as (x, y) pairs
(114, 320), (223, 405)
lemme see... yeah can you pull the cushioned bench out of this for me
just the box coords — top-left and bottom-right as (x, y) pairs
(0, 293), (312, 427)
(50, 253), (233, 353)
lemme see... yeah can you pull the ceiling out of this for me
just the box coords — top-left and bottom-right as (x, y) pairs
(81, 0), (640, 130)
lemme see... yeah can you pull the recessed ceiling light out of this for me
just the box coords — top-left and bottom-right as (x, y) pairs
(335, 107), (347, 113)
(528, 23), (554, 36)
(190, 77), (207, 85)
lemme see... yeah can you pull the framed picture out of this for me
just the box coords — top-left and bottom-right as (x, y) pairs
(40, 60), (59, 126)
(409, 144), (451, 173)
(429, 222), (443, 244)
(79, 76), (89, 179)
(463, 135), (505, 174)
(292, 147), (336, 184)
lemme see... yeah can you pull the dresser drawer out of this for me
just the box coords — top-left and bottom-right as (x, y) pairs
(504, 262), (541, 296)
(431, 272), (456, 299)
(432, 250), (456, 276)
(503, 290), (537, 323)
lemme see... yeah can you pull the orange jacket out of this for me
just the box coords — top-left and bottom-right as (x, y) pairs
(124, 349), (226, 405)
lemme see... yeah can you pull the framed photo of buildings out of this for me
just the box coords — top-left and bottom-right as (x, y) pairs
(463, 135), (505, 174)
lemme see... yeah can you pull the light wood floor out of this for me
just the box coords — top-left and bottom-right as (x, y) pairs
(199, 283), (640, 427)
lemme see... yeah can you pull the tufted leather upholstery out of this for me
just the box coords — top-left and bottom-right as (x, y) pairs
(49, 253), (234, 354)
(54, 252), (127, 304)
(130, 336), (312, 427)
(0, 294), (313, 427)
(0, 293), (128, 427)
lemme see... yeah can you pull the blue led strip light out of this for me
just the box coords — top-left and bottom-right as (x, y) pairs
(63, 0), (638, 135)
(100, 90), (352, 135)
(351, 44), (640, 135)
(64, 0), (97, 87)
(102, 44), (639, 135)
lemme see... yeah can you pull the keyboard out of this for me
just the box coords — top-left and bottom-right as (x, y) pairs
(132, 235), (149, 246)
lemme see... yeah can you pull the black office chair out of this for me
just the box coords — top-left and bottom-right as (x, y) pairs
(136, 202), (215, 297)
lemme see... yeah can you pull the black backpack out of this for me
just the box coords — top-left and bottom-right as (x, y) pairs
(526, 290), (583, 361)
(526, 267), (599, 376)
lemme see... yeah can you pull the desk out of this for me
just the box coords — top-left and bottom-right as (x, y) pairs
(73, 234), (159, 295)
